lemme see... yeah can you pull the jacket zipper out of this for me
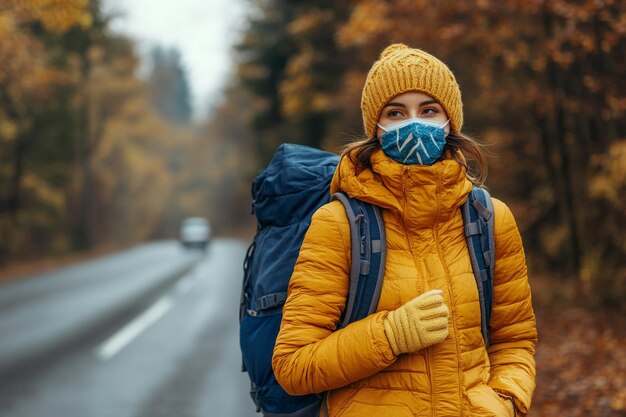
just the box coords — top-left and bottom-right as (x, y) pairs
(431, 168), (442, 417)
(433, 236), (464, 416)
(427, 246), (440, 417)
(400, 167), (436, 411)
(400, 167), (422, 295)
(430, 166), (464, 416)
(399, 167), (439, 415)
(424, 347), (435, 417)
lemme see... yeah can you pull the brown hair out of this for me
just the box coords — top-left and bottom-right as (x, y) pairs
(341, 131), (488, 186)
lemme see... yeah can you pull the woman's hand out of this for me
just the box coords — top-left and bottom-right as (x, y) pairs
(383, 289), (449, 356)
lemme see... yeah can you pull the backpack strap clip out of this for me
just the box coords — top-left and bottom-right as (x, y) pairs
(472, 198), (493, 222)
(257, 292), (288, 311)
(464, 221), (482, 237)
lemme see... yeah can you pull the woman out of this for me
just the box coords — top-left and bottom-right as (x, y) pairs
(272, 43), (537, 417)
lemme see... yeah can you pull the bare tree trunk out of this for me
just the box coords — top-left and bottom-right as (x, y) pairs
(542, 5), (581, 276)
(68, 51), (93, 250)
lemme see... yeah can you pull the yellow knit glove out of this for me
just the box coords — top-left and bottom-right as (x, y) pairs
(383, 289), (449, 356)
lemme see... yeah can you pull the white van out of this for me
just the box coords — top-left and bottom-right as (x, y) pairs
(179, 217), (211, 249)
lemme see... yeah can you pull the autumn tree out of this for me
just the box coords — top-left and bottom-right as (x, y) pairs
(0, 0), (215, 264)
(340, 0), (626, 302)
(0, 0), (92, 261)
(228, 0), (626, 302)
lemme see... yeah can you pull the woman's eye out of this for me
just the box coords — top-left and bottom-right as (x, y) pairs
(387, 110), (403, 117)
(422, 108), (438, 115)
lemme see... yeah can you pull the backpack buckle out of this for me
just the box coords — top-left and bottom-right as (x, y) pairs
(355, 213), (367, 256)
(257, 292), (288, 311)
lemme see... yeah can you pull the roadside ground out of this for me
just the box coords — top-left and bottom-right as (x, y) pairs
(530, 276), (626, 417)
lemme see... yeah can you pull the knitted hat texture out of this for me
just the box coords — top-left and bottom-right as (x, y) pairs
(361, 43), (463, 138)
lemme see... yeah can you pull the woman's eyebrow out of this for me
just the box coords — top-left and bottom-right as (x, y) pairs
(382, 102), (406, 109)
(383, 100), (440, 109)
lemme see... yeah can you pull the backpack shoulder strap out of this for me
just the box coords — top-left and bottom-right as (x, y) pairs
(462, 186), (495, 346)
(332, 192), (386, 329)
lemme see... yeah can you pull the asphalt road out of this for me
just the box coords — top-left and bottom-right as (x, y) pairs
(0, 239), (257, 417)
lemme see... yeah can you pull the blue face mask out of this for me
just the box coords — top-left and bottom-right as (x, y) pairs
(378, 118), (449, 166)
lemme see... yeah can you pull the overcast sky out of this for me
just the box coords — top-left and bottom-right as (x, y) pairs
(103, 0), (247, 120)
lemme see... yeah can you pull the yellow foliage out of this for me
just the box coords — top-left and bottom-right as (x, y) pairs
(238, 63), (270, 81)
(280, 49), (314, 117)
(336, 1), (392, 48)
(589, 140), (626, 210)
(311, 93), (330, 113)
(0, 0), (90, 111)
(0, 14), (12, 39)
(540, 222), (571, 260)
(0, 119), (17, 142)
(288, 9), (333, 36)
(92, 113), (175, 243)
(22, 171), (65, 211)
(0, 0), (92, 34)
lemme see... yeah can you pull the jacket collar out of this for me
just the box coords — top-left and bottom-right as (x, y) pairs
(330, 150), (473, 229)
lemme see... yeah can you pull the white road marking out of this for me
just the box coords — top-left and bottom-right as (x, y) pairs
(95, 296), (174, 360)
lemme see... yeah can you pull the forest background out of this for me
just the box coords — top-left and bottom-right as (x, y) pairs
(0, 0), (624, 415)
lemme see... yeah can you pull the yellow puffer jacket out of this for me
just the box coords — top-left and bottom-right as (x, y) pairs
(272, 150), (537, 417)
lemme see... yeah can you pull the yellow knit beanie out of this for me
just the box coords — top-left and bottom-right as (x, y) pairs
(361, 43), (463, 138)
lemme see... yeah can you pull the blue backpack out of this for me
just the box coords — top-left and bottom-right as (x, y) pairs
(239, 143), (495, 417)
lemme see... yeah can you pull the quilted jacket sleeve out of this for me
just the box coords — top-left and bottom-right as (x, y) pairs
(272, 201), (397, 395)
(487, 199), (538, 416)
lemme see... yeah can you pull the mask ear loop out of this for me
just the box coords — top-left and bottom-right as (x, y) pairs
(377, 123), (390, 133)
(376, 123), (390, 144)
(442, 119), (451, 138)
